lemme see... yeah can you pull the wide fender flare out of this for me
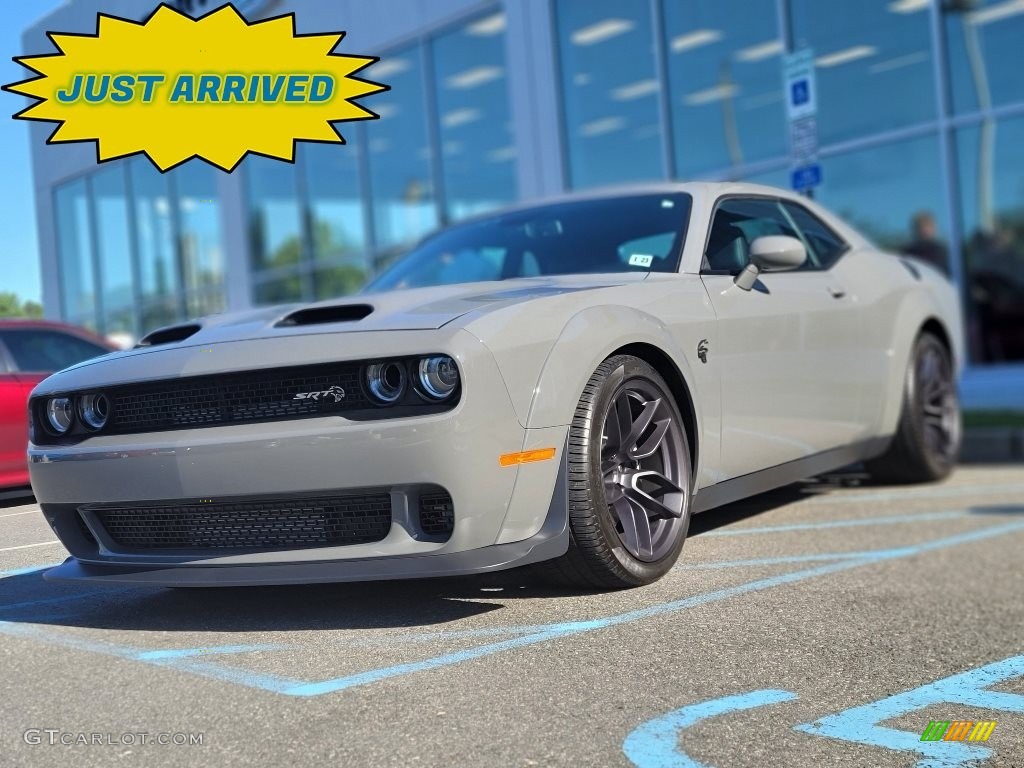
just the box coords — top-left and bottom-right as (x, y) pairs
(877, 284), (960, 437)
(525, 304), (703, 440)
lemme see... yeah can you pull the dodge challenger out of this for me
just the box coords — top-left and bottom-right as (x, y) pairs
(27, 183), (962, 588)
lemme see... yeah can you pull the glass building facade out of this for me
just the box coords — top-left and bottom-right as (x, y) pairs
(33, 0), (1024, 400)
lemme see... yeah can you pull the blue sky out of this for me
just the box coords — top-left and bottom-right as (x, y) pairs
(2, 1), (65, 304)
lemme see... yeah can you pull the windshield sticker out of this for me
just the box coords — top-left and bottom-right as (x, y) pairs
(629, 254), (654, 268)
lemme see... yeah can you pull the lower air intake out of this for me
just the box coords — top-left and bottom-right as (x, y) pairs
(88, 493), (392, 552)
(418, 492), (455, 538)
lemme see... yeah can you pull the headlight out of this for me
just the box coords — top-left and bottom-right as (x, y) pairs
(78, 393), (110, 431)
(366, 361), (406, 404)
(45, 397), (74, 434)
(417, 355), (459, 400)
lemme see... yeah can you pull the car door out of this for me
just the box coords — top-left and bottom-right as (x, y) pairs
(699, 195), (865, 480)
(0, 344), (29, 486)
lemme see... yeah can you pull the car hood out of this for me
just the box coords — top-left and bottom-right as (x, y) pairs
(38, 274), (649, 380)
(149, 274), (648, 347)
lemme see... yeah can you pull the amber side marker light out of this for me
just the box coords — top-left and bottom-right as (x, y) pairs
(499, 447), (557, 467)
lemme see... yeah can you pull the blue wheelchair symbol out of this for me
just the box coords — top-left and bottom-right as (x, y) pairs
(791, 79), (810, 107)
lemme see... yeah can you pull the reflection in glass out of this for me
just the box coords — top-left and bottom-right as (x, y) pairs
(255, 275), (304, 305)
(432, 12), (516, 219)
(92, 164), (135, 336)
(814, 134), (945, 251)
(366, 49), (437, 248)
(556, 0), (663, 187)
(957, 115), (1024, 363)
(175, 162), (224, 317)
(130, 158), (179, 331)
(302, 141), (368, 298)
(54, 178), (96, 330)
(790, 0), (936, 144)
(662, 0), (785, 176)
(945, 0), (1024, 114)
(247, 156), (302, 273)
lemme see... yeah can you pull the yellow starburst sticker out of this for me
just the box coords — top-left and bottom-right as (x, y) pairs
(2, 3), (387, 171)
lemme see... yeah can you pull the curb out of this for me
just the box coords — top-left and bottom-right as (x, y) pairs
(961, 428), (1024, 463)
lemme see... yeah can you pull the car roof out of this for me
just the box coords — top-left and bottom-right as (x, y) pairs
(0, 318), (115, 349)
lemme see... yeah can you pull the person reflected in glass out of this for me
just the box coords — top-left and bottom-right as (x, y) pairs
(903, 211), (949, 275)
(967, 226), (1024, 363)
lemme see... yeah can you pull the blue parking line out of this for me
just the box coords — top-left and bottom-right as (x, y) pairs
(281, 519), (1024, 697)
(622, 689), (798, 768)
(0, 563), (61, 579)
(677, 552), (869, 569)
(0, 588), (135, 613)
(795, 655), (1024, 766)
(0, 619), (303, 693)
(807, 482), (1024, 505)
(138, 644), (286, 660)
(1, 519), (1022, 699)
(275, 561), (881, 696)
(701, 509), (967, 537)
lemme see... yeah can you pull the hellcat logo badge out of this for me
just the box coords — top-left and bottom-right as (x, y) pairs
(293, 385), (346, 403)
(697, 340), (709, 364)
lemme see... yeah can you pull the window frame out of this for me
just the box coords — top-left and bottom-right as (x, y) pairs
(0, 329), (109, 375)
(700, 193), (850, 276)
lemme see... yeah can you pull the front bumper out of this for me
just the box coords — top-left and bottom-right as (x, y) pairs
(28, 329), (569, 584)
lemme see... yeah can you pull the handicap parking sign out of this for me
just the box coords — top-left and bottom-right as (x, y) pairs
(791, 79), (810, 108)
(791, 163), (822, 191)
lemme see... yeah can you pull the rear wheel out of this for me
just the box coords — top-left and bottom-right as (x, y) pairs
(546, 355), (692, 588)
(867, 331), (960, 484)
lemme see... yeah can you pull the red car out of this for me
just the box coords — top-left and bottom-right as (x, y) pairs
(0, 319), (115, 488)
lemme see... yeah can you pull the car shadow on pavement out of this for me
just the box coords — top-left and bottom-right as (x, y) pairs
(0, 482), (817, 633)
(0, 488), (35, 508)
(3, 488), (1017, 636)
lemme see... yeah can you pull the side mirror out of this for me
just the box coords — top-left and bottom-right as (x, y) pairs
(734, 236), (807, 290)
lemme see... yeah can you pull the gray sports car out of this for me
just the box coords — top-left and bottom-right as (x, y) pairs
(28, 183), (962, 588)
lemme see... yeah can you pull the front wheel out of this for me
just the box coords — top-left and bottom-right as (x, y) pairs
(867, 331), (961, 484)
(546, 355), (693, 589)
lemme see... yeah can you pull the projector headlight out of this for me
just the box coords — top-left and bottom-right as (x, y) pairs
(366, 361), (407, 404)
(46, 397), (74, 434)
(417, 355), (459, 401)
(78, 393), (110, 431)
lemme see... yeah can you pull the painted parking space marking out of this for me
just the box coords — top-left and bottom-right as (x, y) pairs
(795, 655), (1024, 767)
(805, 482), (1024, 505)
(0, 619), (301, 693)
(137, 644), (287, 660)
(0, 518), (1017, 699)
(0, 540), (61, 553)
(623, 689), (798, 768)
(701, 509), (987, 538)
(0, 509), (40, 519)
(622, 654), (1023, 767)
(0, 562), (61, 578)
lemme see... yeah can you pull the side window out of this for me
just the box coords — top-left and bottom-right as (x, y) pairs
(783, 202), (848, 269)
(0, 330), (108, 373)
(704, 198), (807, 273)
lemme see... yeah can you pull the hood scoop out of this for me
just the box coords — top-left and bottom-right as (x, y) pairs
(276, 303), (374, 327)
(136, 323), (202, 347)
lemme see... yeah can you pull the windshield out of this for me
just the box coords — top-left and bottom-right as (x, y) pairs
(365, 193), (692, 292)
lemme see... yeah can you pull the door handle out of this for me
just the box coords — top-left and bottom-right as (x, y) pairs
(827, 285), (846, 299)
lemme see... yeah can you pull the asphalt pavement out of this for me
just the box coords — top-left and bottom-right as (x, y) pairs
(1, 465), (1022, 768)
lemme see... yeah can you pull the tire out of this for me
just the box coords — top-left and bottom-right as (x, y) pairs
(866, 331), (961, 484)
(544, 355), (693, 589)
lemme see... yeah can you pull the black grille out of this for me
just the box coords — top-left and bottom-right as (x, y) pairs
(107, 362), (369, 433)
(418, 492), (454, 537)
(87, 494), (392, 551)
